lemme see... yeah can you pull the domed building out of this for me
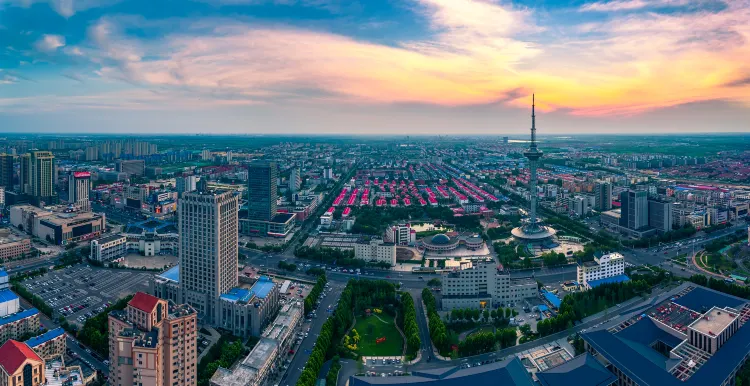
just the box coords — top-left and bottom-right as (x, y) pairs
(421, 233), (484, 252)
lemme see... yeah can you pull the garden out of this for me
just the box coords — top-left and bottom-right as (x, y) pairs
(345, 310), (403, 356)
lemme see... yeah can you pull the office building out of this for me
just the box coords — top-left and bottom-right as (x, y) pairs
(619, 190), (648, 230)
(0, 233), (31, 262)
(440, 263), (537, 310)
(115, 159), (146, 177)
(582, 283), (750, 386)
(216, 276), (281, 338)
(577, 252), (627, 289)
(19, 154), (30, 195)
(27, 151), (56, 204)
(108, 292), (197, 386)
(648, 199), (673, 233)
(289, 167), (300, 194)
(247, 161), (278, 222)
(90, 234), (127, 262)
(594, 181), (612, 211)
(354, 239), (396, 266)
(0, 340), (45, 386)
(179, 190), (239, 323)
(68, 171), (91, 212)
(10, 205), (105, 245)
(175, 175), (198, 197)
(0, 154), (13, 190)
(384, 223), (416, 246)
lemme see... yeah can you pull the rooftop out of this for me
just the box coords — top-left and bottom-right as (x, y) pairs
(94, 233), (126, 244)
(251, 276), (276, 299)
(156, 265), (180, 283)
(271, 212), (296, 223)
(536, 353), (617, 386)
(0, 307), (39, 327)
(0, 288), (19, 303)
(0, 340), (42, 374)
(25, 328), (65, 348)
(588, 274), (630, 289)
(689, 307), (738, 336)
(241, 337), (278, 370)
(128, 292), (161, 313)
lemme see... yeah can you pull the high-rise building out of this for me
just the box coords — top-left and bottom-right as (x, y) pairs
(648, 199), (673, 233)
(19, 154), (30, 194)
(247, 161), (277, 222)
(115, 159), (146, 177)
(503, 136), (509, 144)
(108, 292), (197, 386)
(0, 154), (13, 190)
(289, 167), (301, 194)
(179, 190), (238, 323)
(175, 175), (198, 197)
(68, 171), (91, 212)
(620, 190), (648, 230)
(28, 151), (56, 204)
(595, 181), (612, 211)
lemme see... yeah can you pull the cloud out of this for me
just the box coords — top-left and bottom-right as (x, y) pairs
(34, 34), (65, 52)
(1, 0), (122, 17)
(1, 74), (19, 84)
(579, 0), (691, 12)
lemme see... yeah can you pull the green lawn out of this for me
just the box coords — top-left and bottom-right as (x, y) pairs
(352, 315), (403, 356)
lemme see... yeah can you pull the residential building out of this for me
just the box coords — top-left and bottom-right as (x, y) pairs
(19, 154), (30, 195)
(0, 280), (40, 345)
(0, 154), (13, 190)
(619, 190), (648, 230)
(707, 207), (729, 226)
(354, 239), (396, 266)
(440, 263), (537, 310)
(24, 328), (66, 360)
(384, 223), (416, 246)
(179, 190), (239, 323)
(289, 167), (300, 194)
(115, 159), (146, 177)
(577, 252), (627, 289)
(90, 234), (128, 262)
(247, 161), (278, 222)
(68, 171), (91, 212)
(108, 292), (198, 386)
(648, 199), (673, 233)
(28, 151), (56, 204)
(175, 175), (198, 197)
(0, 340), (45, 386)
(10, 205), (105, 245)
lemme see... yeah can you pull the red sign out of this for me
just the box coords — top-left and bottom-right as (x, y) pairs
(73, 171), (91, 178)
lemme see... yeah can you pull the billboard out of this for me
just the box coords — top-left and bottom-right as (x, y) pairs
(73, 171), (91, 178)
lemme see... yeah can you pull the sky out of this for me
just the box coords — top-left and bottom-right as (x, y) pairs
(0, 0), (749, 135)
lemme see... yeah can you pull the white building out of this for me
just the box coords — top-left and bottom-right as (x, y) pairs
(68, 171), (91, 212)
(384, 223), (416, 246)
(176, 175), (198, 197)
(354, 239), (396, 266)
(440, 263), (537, 310)
(89, 234), (127, 262)
(577, 252), (626, 289)
(289, 168), (301, 194)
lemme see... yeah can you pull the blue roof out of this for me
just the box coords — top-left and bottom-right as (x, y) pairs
(588, 274), (630, 289)
(0, 308), (39, 327)
(220, 287), (254, 303)
(537, 353), (617, 386)
(0, 288), (19, 303)
(672, 287), (745, 312)
(157, 265), (180, 283)
(251, 276), (275, 299)
(25, 328), (65, 348)
(538, 305), (549, 312)
(542, 290), (561, 308)
(0, 268), (8, 277)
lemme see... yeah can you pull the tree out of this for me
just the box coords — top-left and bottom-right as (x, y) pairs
(427, 278), (442, 287)
(482, 309), (490, 322)
(490, 309), (497, 320)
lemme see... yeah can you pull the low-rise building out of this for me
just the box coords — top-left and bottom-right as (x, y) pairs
(24, 327), (66, 360)
(0, 285), (40, 345)
(10, 205), (105, 245)
(216, 276), (281, 339)
(354, 239), (396, 266)
(441, 263), (537, 310)
(90, 234), (127, 262)
(385, 223), (416, 246)
(577, 252), (627, 289)
(240, 213), (296, 238)
(0, 233), (31, 262)
(0, 340), (45, 386)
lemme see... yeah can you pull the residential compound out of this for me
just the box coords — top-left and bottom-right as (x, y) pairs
(108, 292), (198, 386)
(440, 263), (537, 310)
(353, 238), (396, 266)
(577, 252), (627, 290)
(9, 205), (105, 245)
(211, 302), (302, 386)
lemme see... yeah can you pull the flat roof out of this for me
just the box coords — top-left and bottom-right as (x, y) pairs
(689, 307), (738, 336)
(251, 276), (276, 299)
(673, 287), (746, 312)
(271, 212), (295, 223)
(537, 353), (617, 386)
(0, 289), (19, 303)
(220, 287), (254, 303)
(0, 308), (39, 327)
(588, 274), (630, 289)
(25, 328), (65, 348)
(241, 337), (278, 370)
(94, 233), (126, 244)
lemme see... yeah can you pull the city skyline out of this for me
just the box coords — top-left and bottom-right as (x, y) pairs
(1, 0), (749, 134)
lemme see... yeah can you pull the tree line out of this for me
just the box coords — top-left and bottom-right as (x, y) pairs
(399, 293), (421, 358)
(304, 274), (328, 315)
(457, 328), (517, 356)
(197, 339), (247, 386)
(67, 295), (133, 358)
(422, 288), (450, 356)
(278, 261), (297, 272)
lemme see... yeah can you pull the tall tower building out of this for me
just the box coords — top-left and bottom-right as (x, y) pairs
(620, 190), (648, 230)
(175, 175), (198, 197)
(108, 292), (197, 386)
(68, 171), (91, 212)
(29, 151), (56, 203)
(19, 154), (30, 194)
(178, 190), (238, 323)
(0, 154), (13, 190)
(289, 166), (301, 194)
(247, 161), (278, 221)
(648, 199), (673, 233)
(512, 95), (556, 243)
(595, 181), (612, 211)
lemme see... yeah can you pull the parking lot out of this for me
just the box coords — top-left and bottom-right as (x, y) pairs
(21, 264), (153, 325)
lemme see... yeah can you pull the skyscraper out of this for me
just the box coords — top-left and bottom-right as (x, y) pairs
(648, 199), (673, 233)
(68, 171), (91, 212)
(620, 190), (648, 230)
(247, 161), (278, 222)
(175, 175), (198, 197)
(19, 154), (30, 194)
(595, 181), (612, 211)
(0, 154), (13, 190)
(29, 151), (56, 204)
(178, 189), (238, 323)
(289, 166), (301, 194)
(108, 292), (197, 386)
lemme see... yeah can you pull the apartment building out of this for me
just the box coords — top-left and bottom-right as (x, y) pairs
(115, 159), (146, 177)
(108, 292), (197, 386)
(0, 340), (45, 386)
(354, 239), (396, 266)
(440, 263), (537, 310)
(384, 223), (416, 246)
(24, 328), (66, 360)
(577, 252), (627, 289)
